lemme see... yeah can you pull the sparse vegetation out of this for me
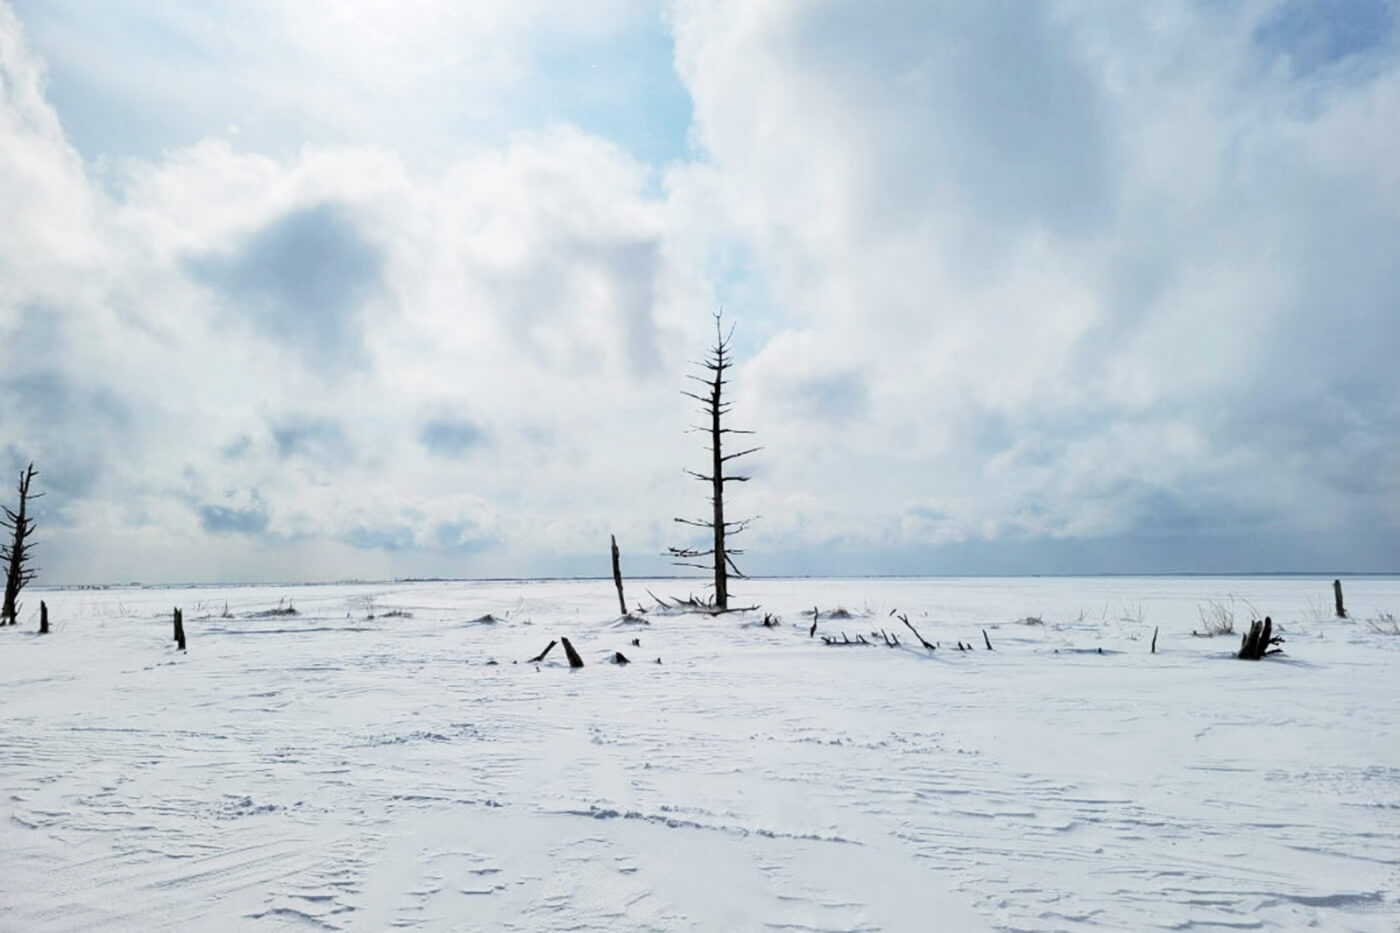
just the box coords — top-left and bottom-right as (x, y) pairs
(1367, 613), (1399, 635)
(1118, 601), (1147, 625)
(249, 597), (298, 618)
(1193, 595), (1259, 637)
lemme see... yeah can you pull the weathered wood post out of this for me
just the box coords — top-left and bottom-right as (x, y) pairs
(173, 607), (186, 651)
(1150, 626), (1158, 654)
(561, 636), (584, 669)
(610, 535), (627, 616)
(39, 600), (48, 634)
(1333, 579), (1347, 619)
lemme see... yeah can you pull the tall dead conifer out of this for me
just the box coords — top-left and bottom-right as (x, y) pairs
(669, 313), (759, 611)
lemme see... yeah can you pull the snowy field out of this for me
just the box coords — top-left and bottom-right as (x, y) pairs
(2, 575), (1399, 932)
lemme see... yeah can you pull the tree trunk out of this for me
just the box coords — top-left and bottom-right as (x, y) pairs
(174, 607), (186, 651)
(710, 377), (728, 611)
(561, 637), (584, 669)
(1333, 579), (1346, 619)
(39, 600), (48, 634)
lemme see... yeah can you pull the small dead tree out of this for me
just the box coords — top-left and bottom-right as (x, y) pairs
(669, 313), (760, 612)
(2, 463), (40, 626)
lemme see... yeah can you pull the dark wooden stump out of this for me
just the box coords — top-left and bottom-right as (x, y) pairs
(173, 607), (186, 651)
(1151, 626), (1158, 654)
(1238, 616), (1278, 660)
(1334, 579), (1347, 619)
(561, 637), (584, 669)
(528, 640), (557, 663)
(611, 535), (627, 617)
(39, 600), (48, 634)
(982, 629), (993, 650)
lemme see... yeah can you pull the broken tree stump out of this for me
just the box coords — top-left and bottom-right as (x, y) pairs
(173, 607), (186, 651)
(1238, 616), (1283, 660)
(1334, 579), (1347, 619)
(1151, 626), (1158, 654)
(982, 629), (993, 651)
(39, 600), (48, 634)
(528, 640), (557, 663)
(561, 637), (584, 669)
(611, 534), (627, 616)
(612, 651), (630, 665)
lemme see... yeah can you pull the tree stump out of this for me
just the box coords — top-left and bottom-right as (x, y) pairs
(611, 535), (627, 616)
(1238, 616), (1282, 660)
(561, 637), (584, 668)
(1333, 579), (1347, 619)
(173, 607), (186, 651)
(39, 600), (48, 634)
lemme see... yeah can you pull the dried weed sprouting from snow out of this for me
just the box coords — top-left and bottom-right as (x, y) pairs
(1302, 594), (1337, 622)
(1367, 612), (1399, 635)
(1195, 599), (1236, 636)
(1118, 601), (1147, 625)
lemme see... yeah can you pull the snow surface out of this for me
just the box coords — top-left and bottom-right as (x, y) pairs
(2, 576), (1399, 932)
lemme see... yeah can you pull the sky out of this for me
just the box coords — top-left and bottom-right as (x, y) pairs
(2, 0), (1398, 584)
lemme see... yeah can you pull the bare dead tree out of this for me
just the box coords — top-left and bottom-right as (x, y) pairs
(669, 313), (760, 612)
(2, 463), (40, 626)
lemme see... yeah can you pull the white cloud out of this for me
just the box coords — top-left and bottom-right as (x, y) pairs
(666, 0), (1400, 567)
(1, 1), (1398, 581)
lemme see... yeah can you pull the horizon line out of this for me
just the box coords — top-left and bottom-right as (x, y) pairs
(32, 570), (1400, 591)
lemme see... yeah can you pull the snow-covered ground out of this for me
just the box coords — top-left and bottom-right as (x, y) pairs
(2, 576), (1398, 932)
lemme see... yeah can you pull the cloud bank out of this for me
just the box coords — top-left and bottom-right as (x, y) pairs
(1, 0), (1397, 582)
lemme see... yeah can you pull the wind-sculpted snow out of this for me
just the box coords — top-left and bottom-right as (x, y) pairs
(2, 576), (1399, 931)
